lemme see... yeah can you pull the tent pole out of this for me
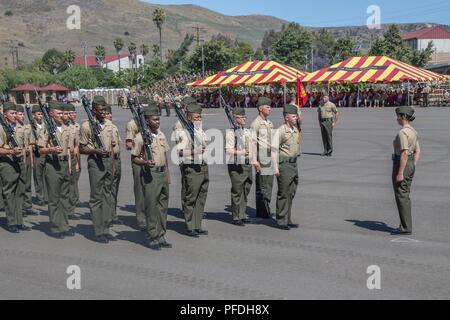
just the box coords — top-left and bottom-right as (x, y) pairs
(283, 83), (287, 105)
(408, 81), (411, 106)
(357, 87), (360, 108)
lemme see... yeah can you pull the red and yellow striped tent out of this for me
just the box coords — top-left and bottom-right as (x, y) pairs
(189, 61), (308, 87)
(303, 56), (447, 84)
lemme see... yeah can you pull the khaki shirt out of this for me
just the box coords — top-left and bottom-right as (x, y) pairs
(176, 125), (209, 164)
(277, 124), (301, 158)
(0, 124), (19, 159)
(79, 119), (115, 152)
(131, 130), (169, 167)
(69, 122), (81, 146)
(251, 115), (274, 153)
(393, 124), (420, 156)
(15, 123), (33, 149)
(126, 119), (139, 141)
(319, 102), (338, 119)
(112, 124), (121, 155)
(38, 124), (75, 153)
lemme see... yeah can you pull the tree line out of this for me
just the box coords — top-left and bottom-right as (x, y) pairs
(0, 7), (435, 93)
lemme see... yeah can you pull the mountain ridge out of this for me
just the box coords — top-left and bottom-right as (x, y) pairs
(0, 0), (447, 66)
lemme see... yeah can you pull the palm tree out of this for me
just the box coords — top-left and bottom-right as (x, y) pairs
(152, 7), (166, 61)
(152, 44), (160, 58)
(63, 49), (76, 68)
(95, 45), (106, 67)
(113, 38), (124, 71)
(141, 44), (149, 58)
(128, 42), (137, 69)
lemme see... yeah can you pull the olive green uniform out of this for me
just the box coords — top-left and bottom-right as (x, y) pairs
(318, 101), (338, 155)
(38, 124), (74, 234)
(127, 119), (145, 228)
(111, 123), (121, 221)
(174, 120), (187, 214)
(80, 119), (116, 237)
(68, 121), (81, 215)
(176, 124), (210, 232)
(276, 124), (301, 226)
(392, 124), (420, 233)
(0, 125), (25, 227)
(225, 128), (253, 221)
(16, 123), (33, 216)
(132, 130), (170, 242)
(33, 122), (47, 205)
(251, 115), (274, 218)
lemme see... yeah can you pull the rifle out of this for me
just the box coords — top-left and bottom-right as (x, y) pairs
(0, 113), (19, 149)
(35, 89), (60, 147)
(127, 95), (153, 162)
(170, 95), (196, 139)
(220, 94), (239, 130)
(81, 96), (105, 150)
(25, 103), (40, 157)
(170, 95), (206, 160)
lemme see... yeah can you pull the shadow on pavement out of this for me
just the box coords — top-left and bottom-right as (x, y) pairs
(115, 230), (148, 247)
(346, 219), (397, 233)
(302, 152), (324, 156)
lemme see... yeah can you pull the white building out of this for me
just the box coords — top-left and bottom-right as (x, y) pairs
(74, 54), (145, 72)
(403, 26), (450, 53)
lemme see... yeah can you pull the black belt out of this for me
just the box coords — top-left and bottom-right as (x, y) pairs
(46, 155), (70, 162)
(320, 118), (333, 122)
(0, 156), (22, 163)
(149, 166), (165, 172)
(89, 153), (112, 159)
(280, 157), (298, 164)
(392, 154), (414, 161)
(182, 162), (208, 168)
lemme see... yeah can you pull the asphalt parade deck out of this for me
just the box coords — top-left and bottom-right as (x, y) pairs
(1, 106), (449, 299)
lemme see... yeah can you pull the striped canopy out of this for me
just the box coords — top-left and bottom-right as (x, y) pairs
(189, 61), (308, 87)
(303, 56), (447, 84)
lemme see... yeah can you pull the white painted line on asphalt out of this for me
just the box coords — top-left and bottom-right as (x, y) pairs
(390, 237), (421, 243)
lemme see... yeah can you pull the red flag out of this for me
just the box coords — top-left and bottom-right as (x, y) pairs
(297, 77), (308, 108)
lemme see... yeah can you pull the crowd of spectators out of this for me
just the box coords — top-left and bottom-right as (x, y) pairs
(140, 73), (450, 108)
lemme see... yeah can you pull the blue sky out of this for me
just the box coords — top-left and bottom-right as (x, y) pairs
(144, 0), (450, 27)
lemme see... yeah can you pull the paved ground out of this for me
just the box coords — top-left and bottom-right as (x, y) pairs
(1, 106), (449, 300)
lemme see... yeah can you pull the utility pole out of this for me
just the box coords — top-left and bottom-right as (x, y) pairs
(201, 43), (205, 78)
(311, 47), (314, 72)
(192, 25), (207, 77)
(192, 25), (206, 46)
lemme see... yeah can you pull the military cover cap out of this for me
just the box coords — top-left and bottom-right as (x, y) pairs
(65, 103), (76, 112)
(15, 105), (25, 113)
(48, 101), (62, 111)
(186, 103), (202, 114)
(257, 96), (271, 107)
(283, 104), (298, 115)
(105, 105), (112, 113)
(396, 106), (415, 120)
(148, 100), (159, 109)
(183, 96), (196, 105)
(58, 103), (69, 112)
(138, 96), (149, 105)
(3, 102), (16, 112)
(32, 105), (41, 113)
(233, 107), (246, 116)
(396, 106), (415, 117)
(92, 95), (108, 107)
(144, 105), (161, 117)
